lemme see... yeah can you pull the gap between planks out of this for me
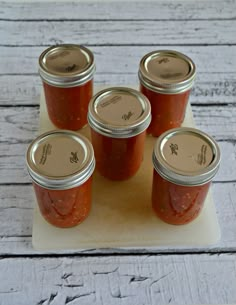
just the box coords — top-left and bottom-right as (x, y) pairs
(1, 250), (236, 259)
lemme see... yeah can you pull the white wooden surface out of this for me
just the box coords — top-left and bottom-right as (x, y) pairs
(0, 1), (236, 304)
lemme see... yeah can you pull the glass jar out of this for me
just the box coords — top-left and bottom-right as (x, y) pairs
(39, 44), (95, 130)
(88, 87), (151, 180)
(152, 127), (220, 225)
(139, 50), (196, 136)
(26, 130), (95, 228)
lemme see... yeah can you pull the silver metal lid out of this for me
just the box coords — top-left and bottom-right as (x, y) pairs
(38, 44), (95, 87)
(152, 127), (221, 186)
(26, 130), (95, 190)
(88, 87), (151, 138)
(139, 50), (196, 94)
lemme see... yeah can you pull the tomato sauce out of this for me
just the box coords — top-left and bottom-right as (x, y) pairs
(90, 129), (146, 180)
(151, 127), (221, 225)
(33, 177), (92, 228)
(88, 87), (151, 181)
(152, 170), (210, 225)
(139, 50), (196, 137)
(140, 84), (190, 137)
(27, 130), (95, 229)
(43, 79), (93, 130)
(39, 44), (95, 131)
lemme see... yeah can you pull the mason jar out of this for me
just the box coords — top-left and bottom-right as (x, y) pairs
(88, 87), (151, 180)
(152, 127), (220, 225)
(39, 44), (95, 130)
(26, 130), (95, 228)
(139, 50), (196, 136)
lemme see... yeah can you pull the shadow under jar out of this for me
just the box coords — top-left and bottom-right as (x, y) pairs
(152, 127), (220, 225)
(88, 87), (151, 181)
(39, 44), (95, 130)
(26, 130), (95, 228)
(139, 50), (196, 137)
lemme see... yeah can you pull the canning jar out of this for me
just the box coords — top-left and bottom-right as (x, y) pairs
(152, 127), (220, 225)
(139, 50), (196, 136)
(26, 130), (95, 228)
(39, 44), (95, 130)
(88, 87), (151, 180)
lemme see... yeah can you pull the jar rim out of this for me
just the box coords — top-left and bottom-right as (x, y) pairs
(26, 130), (95, 190)
(139, 50), (196, 94)
(38, 44), (95, 88)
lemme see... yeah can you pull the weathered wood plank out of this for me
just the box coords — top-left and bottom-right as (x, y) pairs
(0, 75), (41, 105)
(0, 254), (236, 304)
(193, 107), (236, 140)
(0, 142), (35, 185)
(0, 106), (235, 183)
(0, 107), (39, 143)
(0, 185), (34, 238)
(0, 140), (234, 184)
(1, 106), (235, 143)
(1, 74), (236, 106)
(2, 20), (236, 46)
(1, 46), (235, 75)
(0, 182), (235, 255)
(0, 1), (235, 303)
(0, 1), (235, 20)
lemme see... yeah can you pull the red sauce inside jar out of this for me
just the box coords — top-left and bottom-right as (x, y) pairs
(88, 87), (151, 181)
(39, 44), (95, 131)
(152, 168), (210, 225)
(33, 177), (92, 228)
(140, 84), (190, 137)
(151, 127), (220, 225)
(43, 79), (93, 130)
(91, 129), (146, 180)
(27, 130), (95, 228)
(139, 50), (196, 137)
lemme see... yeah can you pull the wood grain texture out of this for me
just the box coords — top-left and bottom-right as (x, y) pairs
(1, 141), (235, 184)
(0, 0), (236, 303)
(1, 74), (236, 106)
(0, 105), (235, 183)
(0, 0), (235, 20)
(0, 254), (236, 305)
(1, 46), (236, 75)
(2, 20), (236, 46)
(0, 105), (235, 142)
(1, 106), (236, 143)
(0, 76), (41, 105)
(0, 182), (236, 254)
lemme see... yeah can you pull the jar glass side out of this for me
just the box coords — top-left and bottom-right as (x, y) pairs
(43, 79), (93, 130)
(90, 128), (146, 180)
(151, 169), (210, 225)
(33, 176), (93, 228)
(140, 83), (190, 137)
